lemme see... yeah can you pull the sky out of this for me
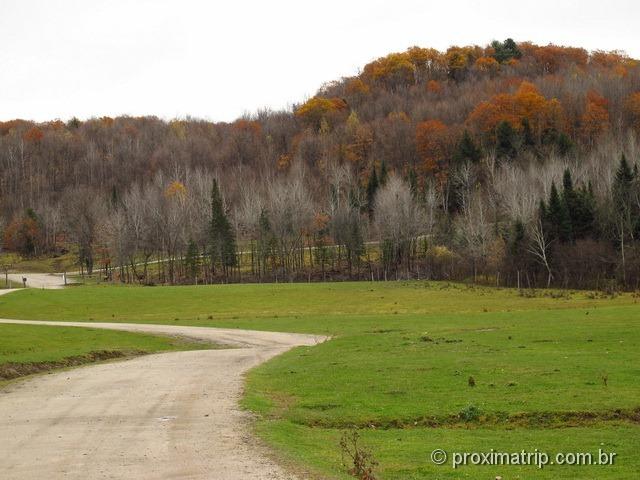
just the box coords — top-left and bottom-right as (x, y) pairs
(1, 0), (639, 123)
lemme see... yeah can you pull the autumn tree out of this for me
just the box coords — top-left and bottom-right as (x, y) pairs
(624, 92), (640, 133)
(295, 97), (348, 131)
(416, 120), (452, 179)
(581, 91), (609, 145)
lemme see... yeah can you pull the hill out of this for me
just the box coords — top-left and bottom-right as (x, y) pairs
(1, 39), (639, 288)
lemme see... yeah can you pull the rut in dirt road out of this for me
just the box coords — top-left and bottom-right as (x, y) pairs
(0, 319), (325, 480)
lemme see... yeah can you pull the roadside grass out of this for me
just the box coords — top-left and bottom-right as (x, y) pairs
(0, 281), (638, 478)
(0, 322), (214, 385)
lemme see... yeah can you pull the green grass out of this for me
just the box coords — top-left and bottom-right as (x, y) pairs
(0, 281), (635, 330)
(0, 281), (638, 478)
(0, 322), (212, 384)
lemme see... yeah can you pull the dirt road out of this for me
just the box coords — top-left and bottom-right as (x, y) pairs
(0, 319), (325, 479)
(1, 272), (68, 292)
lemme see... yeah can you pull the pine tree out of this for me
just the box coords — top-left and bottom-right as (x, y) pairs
(184, 239), (199, 280)
(562, 169), (576, 212)
(561, 169), (595, 240)
(547, 182), (572, 243)
(454, 130), (482, 164)
(209, 179), (236, 277)
(521, 118), (535, 148)
(496, 120), (518, 159)
(556, 132), (573, 156)
(345, 211), (364, 274)
(257, 209), (274, 274)
(379, 160), (389, 186)
(613, 154), (634, 211)
(491, 38), (522, 63)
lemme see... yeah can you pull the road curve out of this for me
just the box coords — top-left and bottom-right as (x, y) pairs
(0, 319), (325, 480)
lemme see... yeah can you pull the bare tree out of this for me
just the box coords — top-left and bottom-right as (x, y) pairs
(374, 175), (423, 278)
(527, 218), (554, 287)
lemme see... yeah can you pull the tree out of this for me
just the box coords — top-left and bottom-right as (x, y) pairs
(416, 120), (452, 178)
(184, 239), (199, 281)
(295, 97), (348, 131)
(491, 38), (522, 63)
(611, 154), (639, 283)
(366, 166), (379, 216)
(379, 160), (389, 186)
(374, 176), (423, 276)
(495, 120), (518, 159)
(454, 130), (482, 164)
(528, 217), (554, 287)
(209, 179), (236, 278)
(624, 92), (640, 133)
(544, 182), (573, 243)
(562, 170), (595, 240)
(64, 188), (103, 275)
(2, 210), (43, 256)
(581, 91), (609, 145)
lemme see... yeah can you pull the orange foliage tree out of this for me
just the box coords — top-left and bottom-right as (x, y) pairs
(474, 56), (500, 75)
(233, 119), (262, 135)
(581, 90), (609, 144)
(415, 120), (453, 183)
(624, 92), (640, 133)
(363, 52), (416, 88)
(23, 127), (44, 143)
(295, 97), (348, 130)
(467, 81), (565, 141)
(3, 213), (43, 256)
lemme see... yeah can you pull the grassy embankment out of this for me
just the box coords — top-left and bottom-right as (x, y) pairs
(0, 281), (638, 478)
(0, 322), (214, 386)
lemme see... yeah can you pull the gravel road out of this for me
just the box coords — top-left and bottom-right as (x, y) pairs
(0, 319), (324, 479)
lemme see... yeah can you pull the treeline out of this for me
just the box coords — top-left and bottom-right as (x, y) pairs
(1, 39), (640, 289)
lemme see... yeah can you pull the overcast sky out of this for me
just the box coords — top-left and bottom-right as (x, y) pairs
(1, 0), (638, 123)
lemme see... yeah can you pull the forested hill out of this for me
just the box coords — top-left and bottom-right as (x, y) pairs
(1, 39), (640, 288)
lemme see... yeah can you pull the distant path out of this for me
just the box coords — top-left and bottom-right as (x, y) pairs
(1, 273), (68, 293)
(0, 319), (325, 479)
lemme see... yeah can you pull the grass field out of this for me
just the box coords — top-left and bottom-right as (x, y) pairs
(0, 322), (212, 385)
(0, 281), (638, 478)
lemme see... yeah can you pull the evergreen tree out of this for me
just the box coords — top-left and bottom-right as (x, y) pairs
(546, 182), (572, 243)
(491, 38), (522, 63)
(496, 120), (518, 159)
(184, 239), (199, 280)
(345, 210), (364, 274)
(612, 154), (639, 238)
(379, 160), (389, 186)
(613, 154), (634, 208)
(573, 184), (596, 239)
(366, 166), (379, 215)
(209, 179), (236, 276)
(556, 132), (573, 156)
(562, 169), (576, 211)
(454, 130), (482, 163)
(521, 118), (536, 148)
(257, 208), (275, 274)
